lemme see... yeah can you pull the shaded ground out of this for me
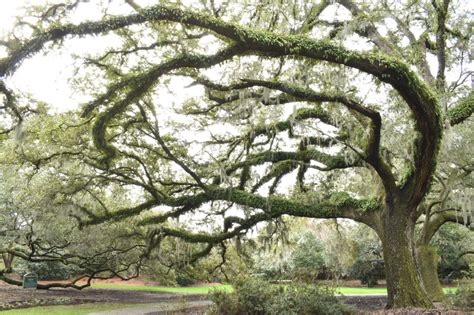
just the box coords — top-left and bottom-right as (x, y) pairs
(0, 284), (208, 311)
(0, 282), (470, 314)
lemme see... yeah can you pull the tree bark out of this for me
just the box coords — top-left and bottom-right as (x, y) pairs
(416, 244), (445, 302)
(378, 208), (433, 308)
(1, 253), (13, 273)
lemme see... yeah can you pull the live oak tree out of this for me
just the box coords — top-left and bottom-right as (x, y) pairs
(0, 141), (154, 289)
(0, 0), (472, 308)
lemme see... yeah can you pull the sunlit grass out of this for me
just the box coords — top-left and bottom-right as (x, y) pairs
(90, 283), (233, 294)
(90, 283), (457, 296)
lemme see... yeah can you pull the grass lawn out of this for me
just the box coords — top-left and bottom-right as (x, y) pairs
(0, 303), (150, 315)
(90, 283), (233, 294)
(91, 283), (457, 295)
(336, 287), (456, 295)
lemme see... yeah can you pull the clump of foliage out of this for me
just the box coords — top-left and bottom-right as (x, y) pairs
(348, 243), (384, 287)
(208, 277), (352, 315)
(23, 261), (83, 281)
(348, 225), (384, 287)
(289, 232), (326, 282)
(447, 284), (474, 312)
(432, 224), (473, 282)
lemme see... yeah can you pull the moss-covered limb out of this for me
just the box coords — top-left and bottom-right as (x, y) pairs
(0, 272), (93, 290)
(148, 3), (440, 208)
(296, 0), (330, 34)
(0, 12), (154, 77)
(206, 187), (381, 224)
(91, 44), (246, 163)
(447, 91), (474, 125)
(0, 81), (22, 121)
(432, 0), (450, 91)
(417, 210), (471, 246)
(141, 189), (379, 244)
(240, 79), (379, 119)
(226, 149), (361, 177)
(251, 160), (299, 192)
(144, 4), (440, 205)
(334, 0), (396, 55)
(241, 107), (335, 144)
(236, 79), (398, 191)
(81, 182), (379, 236)
(381, 4), (435, 85)
(2, 4), (441, 203)
(205, 90), (293, 107)
(79, 199), (159, 226)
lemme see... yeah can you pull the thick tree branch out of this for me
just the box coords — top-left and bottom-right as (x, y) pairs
(447, 91), (474, 126)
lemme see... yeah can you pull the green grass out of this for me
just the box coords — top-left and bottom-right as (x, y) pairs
(336, 287), (387, 295)
(0, 303), (149, 314)
(90, 283), (233, 294)
(91, 283), (457, 295)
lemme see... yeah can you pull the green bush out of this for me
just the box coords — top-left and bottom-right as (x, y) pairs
(290, 233), (326, 282)
(175, 272), (195, 286)
(208, 277), (352, 315)
(24, 261), (82, 280)
(448, 284), (474, 311)
(348, 243), (384, 287)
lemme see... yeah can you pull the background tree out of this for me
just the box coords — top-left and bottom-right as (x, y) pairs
(0, 128), (156, 289)
(0, 0), (472, 308)
(415, 119), (473, 301)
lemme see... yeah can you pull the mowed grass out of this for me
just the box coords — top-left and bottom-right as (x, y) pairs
(337, 287), (455, 295)
(90, 283), (233, 294)
(90, 283), (457, 295)
(0, 303), (149, 315)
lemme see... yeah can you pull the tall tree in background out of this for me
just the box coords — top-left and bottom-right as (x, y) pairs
(0, 0), (472, 308)
(416, 120), (473, 301)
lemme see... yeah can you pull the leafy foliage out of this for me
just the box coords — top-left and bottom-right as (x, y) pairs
(208, 277), (352, 315)
(432, 224), (473, 281)
(448, 284), (474, 312)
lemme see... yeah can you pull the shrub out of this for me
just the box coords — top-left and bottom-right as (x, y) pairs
(448, 284), (474, 311)
(175, 272), (195, 287)
(349, 257), (384, 287)
(24, 261), (82, 280)
(208, 277), (352, 315)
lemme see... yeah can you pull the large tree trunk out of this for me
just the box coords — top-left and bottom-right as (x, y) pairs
(416, 244), (445, 302)
(379, 208), (433, 309)
(1, 253), (14, 273)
